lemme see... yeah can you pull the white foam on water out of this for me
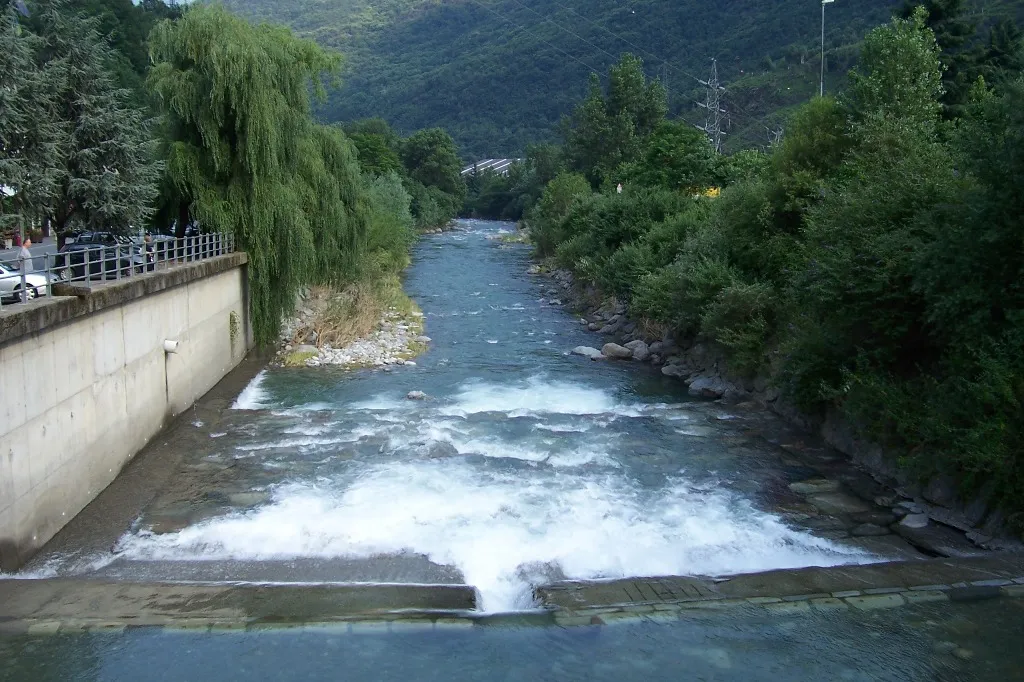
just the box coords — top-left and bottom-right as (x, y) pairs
(234, 435), (363, 452)
(533, 423), (592, 433)
(348, 395), (410, 412)
(115, 461), (874, 613)
(282, 423), (335, 436)
(439, 376), (642, 418)
(231, 371), (270, 410)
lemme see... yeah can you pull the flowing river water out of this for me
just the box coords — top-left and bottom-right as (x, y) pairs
(21, 220), (899, 610)
(9, 220), (1024, 681)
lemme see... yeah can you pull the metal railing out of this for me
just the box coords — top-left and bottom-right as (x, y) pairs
(0, 232), (236, 309)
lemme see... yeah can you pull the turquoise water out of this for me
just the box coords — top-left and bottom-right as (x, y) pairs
(89, 220), (882, 610)
(3, 599), (1024, 681)
(20, 220), (895, 610)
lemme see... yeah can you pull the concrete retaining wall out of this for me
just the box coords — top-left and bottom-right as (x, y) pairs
(0, 254), (252, 570)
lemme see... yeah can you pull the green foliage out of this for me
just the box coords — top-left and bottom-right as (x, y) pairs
(1, 1), (160, 235)
(26, 0), (182, 105)
(360, 171), (416, 278)
(148, 4), (368, 344)
(848, 8), (944, 126)
(0, 5), (65, 232)
(621, 120), (719, 191)
(528, 171), (591, 257)
(529, 8), (1024, 515)
(32, 0), (161, 233)
(400, 127), (465, 202)
(348, 132), (403, 176)
(563, 55), (667, 187)
(701, 281), (778, 376)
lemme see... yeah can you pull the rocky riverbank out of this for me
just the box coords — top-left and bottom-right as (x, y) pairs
(531, 261), (1024, 556)
(275, 283), (429, 370)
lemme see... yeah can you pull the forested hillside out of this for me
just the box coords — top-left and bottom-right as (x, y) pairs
(222, 0), (1023, 157)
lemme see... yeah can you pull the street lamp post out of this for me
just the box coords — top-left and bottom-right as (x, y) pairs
(821, 0), (835, 97)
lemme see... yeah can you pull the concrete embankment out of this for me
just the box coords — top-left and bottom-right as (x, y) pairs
(0, 254), (254, 571)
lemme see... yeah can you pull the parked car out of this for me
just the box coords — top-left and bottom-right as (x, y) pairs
(53, 232), (149, 280)
(0, 262), (50, 302)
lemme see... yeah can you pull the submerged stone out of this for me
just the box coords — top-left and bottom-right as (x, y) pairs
(788, 479), (841, 495)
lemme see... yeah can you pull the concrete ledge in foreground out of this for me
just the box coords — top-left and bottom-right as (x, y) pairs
(536, 554), (1024, 616)
(0, 580), (477, 632)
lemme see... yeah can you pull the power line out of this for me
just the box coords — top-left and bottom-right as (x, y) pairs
(467, 0), (782, 149)
(464, 0), (607, 80)
(494, 0), (710, 125)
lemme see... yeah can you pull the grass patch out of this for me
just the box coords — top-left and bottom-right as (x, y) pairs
(282, 350), (318, 367)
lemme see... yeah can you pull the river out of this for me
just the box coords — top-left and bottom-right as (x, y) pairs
(26, 220), (889, 611)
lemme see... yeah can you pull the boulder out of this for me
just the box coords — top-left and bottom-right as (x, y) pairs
(624, 340), (649, 362)
(407, 391), (428, 400)
(588, 322), (602, 332)
(598, 319), (624, 335)
(895, 519), (985, 558)
(572, 346), (604, 360)
(661, 364), (689, 378)
(601, 343), (633, 360)
(649, 341), (665, 355)
(687, 375), (732, 399)
(294, 344), (318, 355)
(807, 492), (872, 515)
(415, 336), (432, 343)
(899, 513), (930, 529)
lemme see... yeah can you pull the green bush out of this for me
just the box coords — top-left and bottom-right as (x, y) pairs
(528, 171), (591, 256)
(359, 172), (416, 279)
(597, 242), (654, 298)
(701, 281), (779, 375)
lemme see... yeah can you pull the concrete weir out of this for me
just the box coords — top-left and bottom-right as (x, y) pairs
(538, 554), (1024, 626)
(2, 555), (1023, 632)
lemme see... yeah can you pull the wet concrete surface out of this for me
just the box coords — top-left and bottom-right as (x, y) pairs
(0, 580), (478, 632)
(538, 554), (1024, 612)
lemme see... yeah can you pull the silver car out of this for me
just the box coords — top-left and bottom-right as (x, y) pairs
(0, 262), (50, 302)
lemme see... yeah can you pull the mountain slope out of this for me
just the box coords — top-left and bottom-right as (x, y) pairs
(223, 0), (1021, 157)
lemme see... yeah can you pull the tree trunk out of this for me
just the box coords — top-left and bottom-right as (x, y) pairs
(176, 201), (190, 238)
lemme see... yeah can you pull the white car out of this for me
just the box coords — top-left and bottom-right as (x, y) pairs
(0, 262), (50, 302)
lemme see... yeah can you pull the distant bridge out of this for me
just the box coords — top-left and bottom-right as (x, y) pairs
(461, 158), (522, 177)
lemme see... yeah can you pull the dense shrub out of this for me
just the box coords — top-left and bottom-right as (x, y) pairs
(529, 15), (1024, 518)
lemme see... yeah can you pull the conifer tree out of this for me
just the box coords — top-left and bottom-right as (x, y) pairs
(0, 5), (65, 235)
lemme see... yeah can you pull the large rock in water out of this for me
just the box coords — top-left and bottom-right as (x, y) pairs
(601, 343), (633, 360)
(407, 391), (428, 400)
(624, 340), (649, 362)
(571, 346), (604, 360)
(687, 375), (731, 399)
(661, 364), (689, 378)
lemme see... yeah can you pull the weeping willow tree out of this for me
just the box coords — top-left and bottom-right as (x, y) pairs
(148, 4), (370, 343)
